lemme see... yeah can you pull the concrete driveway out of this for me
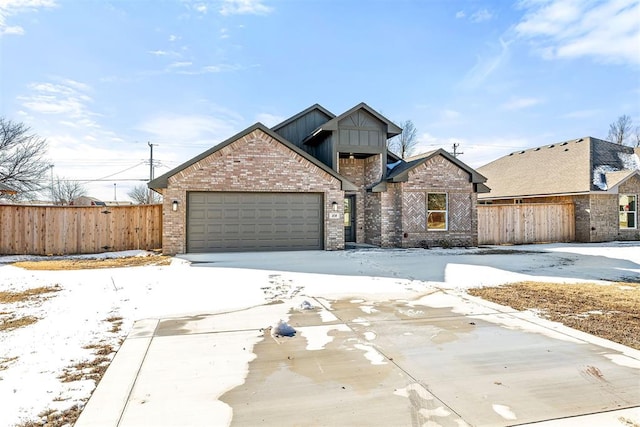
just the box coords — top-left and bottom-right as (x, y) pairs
(77, 244), (640, 426)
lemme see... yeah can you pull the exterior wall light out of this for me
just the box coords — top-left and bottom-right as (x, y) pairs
(172, 200), (179, 212)
(332, 201), (338, 211)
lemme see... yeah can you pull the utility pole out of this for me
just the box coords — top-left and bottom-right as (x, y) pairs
(148, 142), (156, 203)
(452, 142), (464, 158)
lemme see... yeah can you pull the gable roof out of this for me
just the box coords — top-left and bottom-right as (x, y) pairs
(477, 136), (640, 199)
(270, 104), (335, 133)
(388, 148), (488, 185)
(148, 122), (357, 191)
(0, 183), (17, 194)
(303, 102), (402, 144)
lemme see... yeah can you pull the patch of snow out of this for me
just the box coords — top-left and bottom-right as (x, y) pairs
(319, 309), (338, 323)
(592, 165), (617, 190)
(387, 160), (402, 170)
(298, 324), (350, 350)
(359, 305), (378, 314)
(618, 152), (640, 171)
(364, 331), (376, 341)
(299, 300), (314, 310)
(419, 406), (451, 417)
(271, 320), (296, 337)
(353, 343), (386, 365)
(393, 383), (434, 400)
(603, 353), (640, 369)
(492, 404), (517, 420)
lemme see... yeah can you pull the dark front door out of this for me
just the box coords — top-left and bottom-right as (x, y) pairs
(344, 195), (356, 242)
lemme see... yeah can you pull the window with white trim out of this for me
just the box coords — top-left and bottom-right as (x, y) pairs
(427, 193), (447, 230)
(619, 194), (636, 229)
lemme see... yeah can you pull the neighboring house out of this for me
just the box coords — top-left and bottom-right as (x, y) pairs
(149, 102), (488, 254)
(0, 183), (18, 196)
(71, 196), (107, 206)
(478, 137), (640, 243)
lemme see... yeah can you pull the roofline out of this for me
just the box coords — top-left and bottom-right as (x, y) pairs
(270, 104), (335, 132)
(389, 148), (487, 184)
(479, 190), (593, 200)
(311, 102), (402, 138)
(148, 123), (357, 191)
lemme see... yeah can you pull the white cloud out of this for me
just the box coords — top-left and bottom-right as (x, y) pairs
(501, 97), (543, 110)
(471, 8), (493, 23)
(460, 37), (512, 88)
(174, 63), (257, 75)
(168, 34), (179, 42)
(255, 112), (284, 127)
(455, 10), (466, 19)
(0, 0), (57, 36)
(441, 109), (461, 120)
(219, 0), (272, 16)
(168, 61), (192, 68)
(515, 0), (640, 65)
(194, 2), (207, 13)
(562, 109), (602, 119)
(136, 113), (239, 144)
(18, 80), (96, 121)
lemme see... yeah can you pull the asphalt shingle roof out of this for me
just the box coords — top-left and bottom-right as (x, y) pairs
(477, 137), (640, 199)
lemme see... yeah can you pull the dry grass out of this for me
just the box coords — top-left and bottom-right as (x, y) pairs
(468, 281), (640, 350)
(0, 356), (19, 371)
(16, 404), (84, 427)
(0, 286), (61, 332)
(0, 315), (39, 332)
(0, 286), (60, 304)
(13, 255), (172, 271)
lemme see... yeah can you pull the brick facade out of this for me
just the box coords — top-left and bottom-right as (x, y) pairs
(160, 129), (344, 254)
(399, 156), (478, 247)
(338, 153), (479, 248)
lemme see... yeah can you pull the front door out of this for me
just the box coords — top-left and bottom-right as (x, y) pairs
(344, 195), (356, 242)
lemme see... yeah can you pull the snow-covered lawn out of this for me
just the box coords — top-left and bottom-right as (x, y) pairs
(0, 243), (638, 426)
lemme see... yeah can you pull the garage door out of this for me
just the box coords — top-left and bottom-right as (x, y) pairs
(187, 192), (323, 252)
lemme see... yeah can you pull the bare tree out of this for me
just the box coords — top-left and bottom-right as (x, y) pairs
(607, 114), (633, 145)
(128, 184), (161, 204)
(51, 177), (87, 205)
(388, 120), (418, 159)
(635, 126), (640, 148)
(0, 118), (50, 198)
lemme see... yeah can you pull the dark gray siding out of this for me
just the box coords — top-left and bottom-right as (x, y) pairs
(313, 134), (335, 169)
(187, 192), (323, 252)
(273, 109), (331, 149)
(336, 110), (385, 154)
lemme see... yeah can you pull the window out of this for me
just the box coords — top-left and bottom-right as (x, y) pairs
(427, 193), (447, 230)
(619, 195), (636, 229)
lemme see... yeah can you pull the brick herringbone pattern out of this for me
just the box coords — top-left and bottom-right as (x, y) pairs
(403, 192), (426, 232)
(450, 192), (471, 231)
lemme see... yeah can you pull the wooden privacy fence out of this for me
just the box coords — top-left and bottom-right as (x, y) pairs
(478, 203), (575, 245)
(0, 204), (162, 255)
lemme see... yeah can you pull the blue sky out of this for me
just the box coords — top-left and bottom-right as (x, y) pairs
(1, 0), (639, 201)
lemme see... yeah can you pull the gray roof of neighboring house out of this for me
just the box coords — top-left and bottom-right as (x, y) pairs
(148, 123), (358, 191)
(477, 137), (640, 199)
(0, 183), (17, 194)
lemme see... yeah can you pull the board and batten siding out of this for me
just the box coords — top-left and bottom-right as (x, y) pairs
(0, 204), (162, 255)
(478, 203), (575, 245)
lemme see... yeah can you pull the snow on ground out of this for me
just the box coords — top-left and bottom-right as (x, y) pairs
(0, 243), (639, 426)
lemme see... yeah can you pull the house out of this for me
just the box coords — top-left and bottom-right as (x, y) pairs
(0, 183), (18, 196)
(71, 196), (107, 206)
(148, 102), (488, 254)
(477, 137), (640, 243)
